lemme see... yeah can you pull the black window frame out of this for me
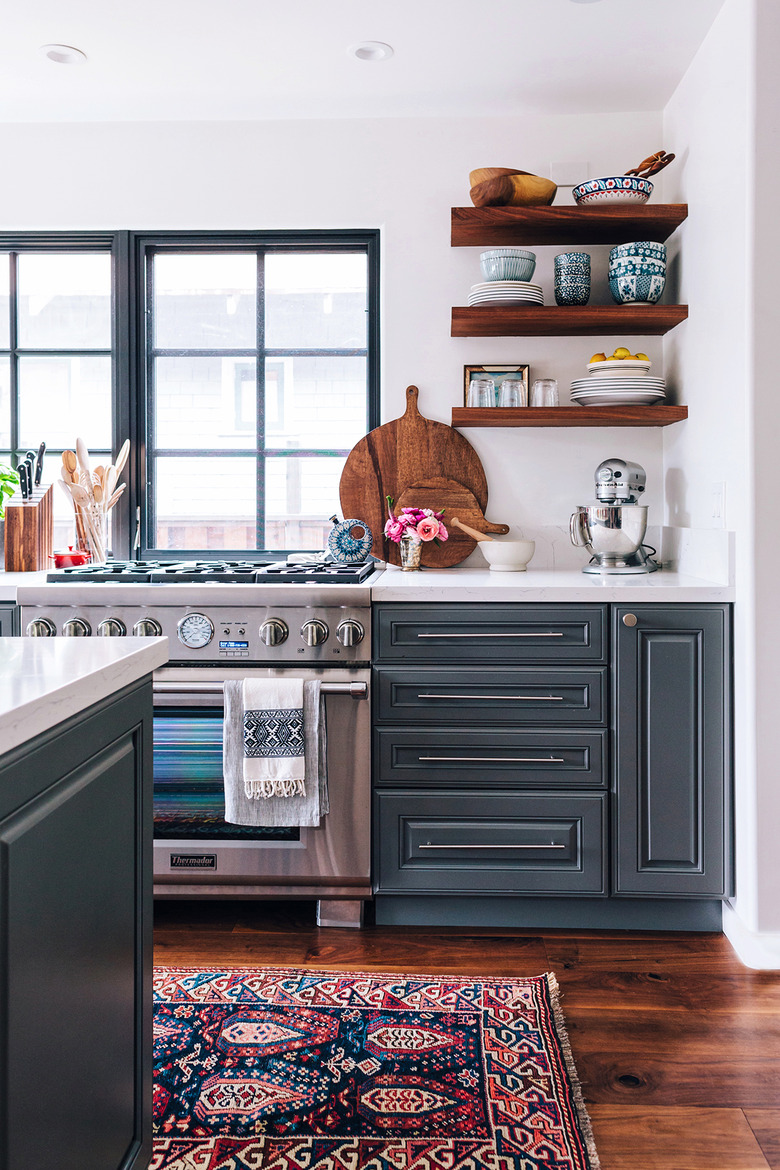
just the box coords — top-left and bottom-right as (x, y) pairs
(131, 229), (380, 561)
(0, 230), (133, 557)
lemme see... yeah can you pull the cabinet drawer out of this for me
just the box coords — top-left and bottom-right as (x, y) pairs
(374, 728), (607, 788)
(374, 605), (607, 664)
(374, 668), (607, 724)
(375, 791), (607, 895)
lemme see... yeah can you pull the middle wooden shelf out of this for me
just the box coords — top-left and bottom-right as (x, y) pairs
(451, 304), (688, 337)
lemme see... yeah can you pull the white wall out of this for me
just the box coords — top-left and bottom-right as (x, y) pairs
(664, 0), (780, 959)
(0, 109), (665, 560)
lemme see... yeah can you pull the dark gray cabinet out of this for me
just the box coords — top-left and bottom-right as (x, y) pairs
(612, 604), (732, 897)
(0, 681), (153, 1170)
(0, 603), (18, 636)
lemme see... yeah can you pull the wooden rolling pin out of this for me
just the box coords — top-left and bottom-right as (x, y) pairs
(451, 516), (493, 542)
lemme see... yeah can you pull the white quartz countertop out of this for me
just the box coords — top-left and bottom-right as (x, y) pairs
(0, 637), (168, 756)
(370, 566), (734, 602)
(0, 570), (47, 601)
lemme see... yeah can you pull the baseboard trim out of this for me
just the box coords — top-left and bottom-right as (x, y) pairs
(722, 904), (780, 968)
(375, 896), (723, 931)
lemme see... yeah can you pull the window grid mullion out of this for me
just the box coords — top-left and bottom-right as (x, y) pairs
(256, 249), (266, 550)
(9, 253), (18, 462)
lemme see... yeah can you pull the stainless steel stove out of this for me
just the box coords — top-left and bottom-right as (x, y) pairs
(18, 557), (383, 927)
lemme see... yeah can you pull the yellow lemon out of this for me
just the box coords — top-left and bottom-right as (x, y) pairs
(613, 346), (631, 359)
(589, 352), (607, 363)
(635, 352), (649, 361)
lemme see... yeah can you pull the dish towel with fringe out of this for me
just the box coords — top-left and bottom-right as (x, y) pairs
(223, 679), (328, 827)
(241, 678), (305, 797)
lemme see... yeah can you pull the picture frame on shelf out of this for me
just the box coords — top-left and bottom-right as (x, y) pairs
(463, 364), (529, 406)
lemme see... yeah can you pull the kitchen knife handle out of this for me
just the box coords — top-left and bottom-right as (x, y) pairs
(19, 463), (30, 499)
(35, 441), (46, 486)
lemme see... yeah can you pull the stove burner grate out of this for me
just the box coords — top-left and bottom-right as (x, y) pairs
(45, 558), (376, 585)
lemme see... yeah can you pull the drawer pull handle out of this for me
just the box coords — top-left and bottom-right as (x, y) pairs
(417, 632), (565, 639)
(418, 842), (566, 850)
(417, 694), (565, 701)
(418, 756), (566, 763)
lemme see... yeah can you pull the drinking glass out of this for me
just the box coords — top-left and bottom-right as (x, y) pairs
(530, 378), (559, 407)
(498, 379), (527, 407)
(467, 377), (495, 407)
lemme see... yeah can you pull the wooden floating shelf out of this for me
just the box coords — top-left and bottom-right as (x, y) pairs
(451, 204), (688, 247)
(451, 405), (688, 429)
(451, 304), (688, 337)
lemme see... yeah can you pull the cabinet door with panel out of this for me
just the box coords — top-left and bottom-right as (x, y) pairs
(0, 602), (18, 636)
(612, 604), (732, 897)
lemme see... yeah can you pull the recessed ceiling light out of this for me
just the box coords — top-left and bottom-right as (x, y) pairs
(569, 0), (603, 4)
(347, 41), (394, 62)
(40, 43), (87, 65)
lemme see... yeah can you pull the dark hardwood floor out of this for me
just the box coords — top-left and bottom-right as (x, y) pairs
(154, 899), (780, 1170)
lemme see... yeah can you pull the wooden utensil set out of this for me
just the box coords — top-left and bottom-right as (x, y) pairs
(59, 438), (129, 563)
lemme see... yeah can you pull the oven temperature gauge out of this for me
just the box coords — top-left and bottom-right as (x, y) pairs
(177, 612), (214, 649)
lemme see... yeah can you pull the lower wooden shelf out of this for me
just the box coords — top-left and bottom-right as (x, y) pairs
(451, 405), (688, 428)
(451, 304), (689, 336)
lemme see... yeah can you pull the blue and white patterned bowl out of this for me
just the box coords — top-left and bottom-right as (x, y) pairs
(572, 176), (653, 206)
(609, 259), (667, 277)
(610, 241), (667, 262)
(609, 272), (666, 304)
(480, 248), (537, 282)
(554, 253), (590, 305)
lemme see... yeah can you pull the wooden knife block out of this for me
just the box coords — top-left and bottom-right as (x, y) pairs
(3, 485), (54, 572)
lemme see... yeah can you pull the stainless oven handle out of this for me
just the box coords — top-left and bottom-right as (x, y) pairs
(153, 681), (368, 699)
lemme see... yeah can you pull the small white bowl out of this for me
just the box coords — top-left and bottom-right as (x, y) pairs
(479, 539), (535, 572)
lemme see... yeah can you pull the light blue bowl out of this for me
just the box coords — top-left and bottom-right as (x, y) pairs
(480, 254), (537, 282)
(609, 272), (666, 304)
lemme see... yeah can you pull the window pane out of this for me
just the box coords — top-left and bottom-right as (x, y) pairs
(18, 355), (112, 450)
(265, 253), (367, 349)
(154, 456), (256, 551)
(0, 356), (10, 447)
(0, 254), (9, 349)
(265, 355), (366, 450)
(154, 356), (256, 450)
(153, 253), (256, 350)
(265, 456), (345, 550)
(17, 253), (111, 349)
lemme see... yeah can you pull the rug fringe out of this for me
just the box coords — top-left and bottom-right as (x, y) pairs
(545, 972), (602, 1170)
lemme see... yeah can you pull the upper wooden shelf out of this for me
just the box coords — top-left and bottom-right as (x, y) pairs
(451, 204), (689, 247)
(452, 405), (688, 428)
(451, 304), (688, 337)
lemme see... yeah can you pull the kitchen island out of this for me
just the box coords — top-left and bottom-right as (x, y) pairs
(0, 636), (167, 1170)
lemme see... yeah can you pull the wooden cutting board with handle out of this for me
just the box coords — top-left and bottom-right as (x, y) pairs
(394, 477), (509, 568)
(339, 385), (490, 565)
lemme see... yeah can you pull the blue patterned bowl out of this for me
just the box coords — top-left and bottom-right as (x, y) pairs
(572, 176), (653, 206)
(610, 241), (667, 262)
(609, 259), (667, 277)
(609, 272), (666, 304)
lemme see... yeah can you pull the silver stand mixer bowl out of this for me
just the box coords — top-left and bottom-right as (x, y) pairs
(570, 504), (658, 574)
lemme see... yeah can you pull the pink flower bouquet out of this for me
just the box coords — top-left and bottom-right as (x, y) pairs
(384, 497), (448, 546)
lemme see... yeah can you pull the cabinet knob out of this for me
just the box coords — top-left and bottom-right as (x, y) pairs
(622, 613), (638, 628)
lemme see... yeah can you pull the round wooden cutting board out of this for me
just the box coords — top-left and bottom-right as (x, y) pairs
(338, 385), (490, 566)
(394, 477), (509, 568)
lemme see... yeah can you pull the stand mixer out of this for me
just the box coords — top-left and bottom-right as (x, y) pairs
(570, 458), (659, 574)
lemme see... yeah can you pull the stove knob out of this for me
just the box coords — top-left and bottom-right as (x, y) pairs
(97, 618), (126, 637)
(259, 618), (288, 647)
(336, 619), (364, 647)
(62, 618), (91, 637)
(133, 618), (162, 637)
(26, 617), (56, 637)
(301, 619), (329, 647)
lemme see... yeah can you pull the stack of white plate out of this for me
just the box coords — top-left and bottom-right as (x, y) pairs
(586, 358), (651, 377)
(468, 280), (544, 306)
(571, 375), (667, 407)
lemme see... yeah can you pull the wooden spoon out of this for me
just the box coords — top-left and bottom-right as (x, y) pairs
(62, 449), (77, 474)
(452, 516), (494, 542)
(113, 439), (130, 478)
(106, 483), (126, 510)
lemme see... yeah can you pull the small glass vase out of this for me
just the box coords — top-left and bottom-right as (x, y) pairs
(399, 532), (423, 571)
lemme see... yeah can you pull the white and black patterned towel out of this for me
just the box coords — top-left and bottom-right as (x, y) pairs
(242, 678), (305, 798)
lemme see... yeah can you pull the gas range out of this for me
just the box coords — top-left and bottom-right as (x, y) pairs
(19, 557), (383, 664)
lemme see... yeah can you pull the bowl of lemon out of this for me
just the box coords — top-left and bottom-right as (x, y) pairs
(587, 347), (651, 376)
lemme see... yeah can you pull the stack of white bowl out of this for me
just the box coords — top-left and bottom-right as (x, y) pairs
(570, 357), (666, 407)
(469, 248), (544, 306)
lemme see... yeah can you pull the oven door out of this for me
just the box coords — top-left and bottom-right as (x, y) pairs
(151, 666), (371, 901)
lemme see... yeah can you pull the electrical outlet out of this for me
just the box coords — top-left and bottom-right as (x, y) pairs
(549, 160), (590, 187)
(711, 482), (726, 527)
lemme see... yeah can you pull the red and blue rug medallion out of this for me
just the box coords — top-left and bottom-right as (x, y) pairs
(151, 965), (600, 1169)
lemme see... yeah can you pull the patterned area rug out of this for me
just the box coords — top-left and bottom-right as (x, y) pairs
(151, 965), (600, 1170)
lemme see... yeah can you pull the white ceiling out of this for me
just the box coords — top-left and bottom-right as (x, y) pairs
(1, 0), (727, 123)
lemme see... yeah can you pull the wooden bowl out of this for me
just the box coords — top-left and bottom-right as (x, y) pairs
(470, 173), (557, 208)
(469, 167), (523, 187)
